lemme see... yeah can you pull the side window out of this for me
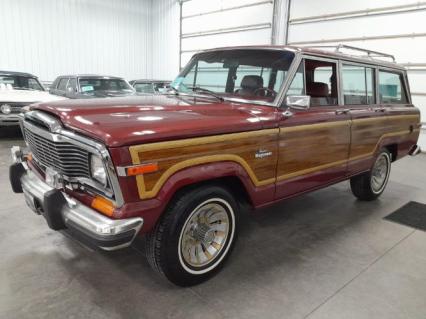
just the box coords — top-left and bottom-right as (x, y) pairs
(67, 78), (77, 91)
(304, 59), (338, 106)
(286, 62), (305, 95)
(379, 70), (408, 104)
(342, 64), (375, 105)
(57, 78), (68, 91)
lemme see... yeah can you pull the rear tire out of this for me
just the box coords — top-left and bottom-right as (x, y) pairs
(350, 149), (391, 201)
(145, 185), (238, 286)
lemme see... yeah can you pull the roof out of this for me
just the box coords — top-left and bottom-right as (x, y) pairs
(0, 70), (37, 78)
(56, 74), (125, 79)
(196, 45), (405, 70)
(131, 79), (171, 83)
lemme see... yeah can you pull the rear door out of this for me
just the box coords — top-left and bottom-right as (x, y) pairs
(343, 63), (388, 175)
(275, 56), (351, 199)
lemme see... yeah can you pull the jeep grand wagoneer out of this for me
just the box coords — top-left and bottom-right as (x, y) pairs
(10, 45), (420, 286)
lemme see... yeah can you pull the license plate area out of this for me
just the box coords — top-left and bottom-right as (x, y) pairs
(23, 189), (41, 215)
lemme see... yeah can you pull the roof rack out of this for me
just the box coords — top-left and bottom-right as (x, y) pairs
(307, 44), (396, 62)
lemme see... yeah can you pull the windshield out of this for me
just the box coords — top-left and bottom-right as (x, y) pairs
(0, 75), (44, 91)
(172, 49), (295, 103)
(79, 78), (134, 93)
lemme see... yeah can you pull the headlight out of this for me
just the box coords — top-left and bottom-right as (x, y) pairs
(90, 155), (107, 185)
(1, 104), (11, 114)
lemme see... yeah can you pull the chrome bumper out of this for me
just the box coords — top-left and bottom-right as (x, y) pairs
(10, 149), (143, 251)
(0, 114), (20, 126)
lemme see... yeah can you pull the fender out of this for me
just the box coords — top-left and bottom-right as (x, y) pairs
(114, 161), (276, 233)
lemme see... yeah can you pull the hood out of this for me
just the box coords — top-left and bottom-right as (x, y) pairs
(0, 89), (67, 103)
(32, 95), (277, 147)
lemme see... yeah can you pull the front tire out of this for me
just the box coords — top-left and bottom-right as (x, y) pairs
(145, 185), (238, 286)
(350, 149), (391, 201)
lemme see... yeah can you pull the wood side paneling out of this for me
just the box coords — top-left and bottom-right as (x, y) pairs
(129, 129), (279, 199)
(277, 120), (351, 181)
(129, 114), (420, 200)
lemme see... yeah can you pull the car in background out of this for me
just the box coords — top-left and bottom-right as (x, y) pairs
(50, 75), (135, 99)
(0, 70), (66, 126)
(130, 79), (170, 94)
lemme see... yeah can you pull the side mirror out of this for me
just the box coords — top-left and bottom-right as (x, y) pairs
(286, 95), (310, 111)
(67, 87), (74, 93)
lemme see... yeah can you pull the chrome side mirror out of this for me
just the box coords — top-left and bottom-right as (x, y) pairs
(286, 95), (310, 111)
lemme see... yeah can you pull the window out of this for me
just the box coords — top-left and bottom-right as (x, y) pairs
(134, 83), (155, 94)
(172, 49), (295, 103)
(67, 78), (77, 91)
(379, 71), (408, 104)
(57, 78), (68, 91)
(342, 65), (375, 105)
(304, 59), (338, 106)
(287, 62), (305, 96)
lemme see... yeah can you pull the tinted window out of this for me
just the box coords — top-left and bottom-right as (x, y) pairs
(57, 78), (68, 91)
(379, 71), (408, 104)
(0, 75), (44, 91)
(304, 59), (338, 106)
(342, 65), (375, 105)
(78, 78), (133, 93)
(134, 83), (155, 93)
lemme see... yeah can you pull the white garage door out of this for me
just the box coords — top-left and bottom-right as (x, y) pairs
(287, 0), (426, 149)
(180, 0), (275, 68)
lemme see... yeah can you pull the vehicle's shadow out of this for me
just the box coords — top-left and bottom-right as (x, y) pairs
(31, 182), (392, 318)
(0, 126), (23, 139)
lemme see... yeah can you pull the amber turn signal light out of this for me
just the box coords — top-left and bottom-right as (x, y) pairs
(126, 163), (159, 176)
(91, 195), (115, 217)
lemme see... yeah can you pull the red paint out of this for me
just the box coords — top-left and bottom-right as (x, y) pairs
(32, 95), (277, 147)
(31, 91), (420, 235)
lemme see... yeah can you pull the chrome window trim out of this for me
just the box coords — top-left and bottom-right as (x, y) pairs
(23, 110), (124, 207)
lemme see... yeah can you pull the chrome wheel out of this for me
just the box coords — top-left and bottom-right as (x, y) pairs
(371, 152), (390, 194)
(178, 198), (234, 274)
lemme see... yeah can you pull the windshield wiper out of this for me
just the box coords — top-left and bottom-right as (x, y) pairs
(188, 86), (224, 102)
(167, 85), (179, 95)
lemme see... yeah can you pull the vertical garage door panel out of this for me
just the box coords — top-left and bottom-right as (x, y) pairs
(290, 0), (418, 20)
(288, 10), (426, 43)
(180, 28), (272, 66)
(180, 0), (274, 68)
(183, 0), (271, 16)
(288, 1), (426, 148)
(182, 28), (272, 52)
(182, 3), (273, 34)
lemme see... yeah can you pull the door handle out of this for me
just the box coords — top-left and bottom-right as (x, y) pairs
(375, 107), (386, 112)
(335, 109), (350, 115)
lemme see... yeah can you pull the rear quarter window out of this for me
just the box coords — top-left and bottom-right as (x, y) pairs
(379, 70), (408, 104)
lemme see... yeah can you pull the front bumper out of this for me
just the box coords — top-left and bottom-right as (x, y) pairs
(0, 114), (21, 126)
(9, 158), (143, 251)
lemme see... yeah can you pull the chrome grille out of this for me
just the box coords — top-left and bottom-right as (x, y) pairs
(24, 127), (91, 178)
(1, 102), (31, 113)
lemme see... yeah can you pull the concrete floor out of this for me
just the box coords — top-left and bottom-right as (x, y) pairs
(1, 127), (425, 319)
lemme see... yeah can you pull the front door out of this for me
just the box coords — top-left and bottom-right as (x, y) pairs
(275, 57), (351, 199)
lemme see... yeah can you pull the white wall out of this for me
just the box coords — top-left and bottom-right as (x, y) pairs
(180, 0), (275, 68)
(151, 0), (180, 80)
(0, 0), (152, 81)
(287, 0), (426, 149)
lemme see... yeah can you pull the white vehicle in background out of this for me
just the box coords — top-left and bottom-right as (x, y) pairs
(0, 71), (66, 126)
